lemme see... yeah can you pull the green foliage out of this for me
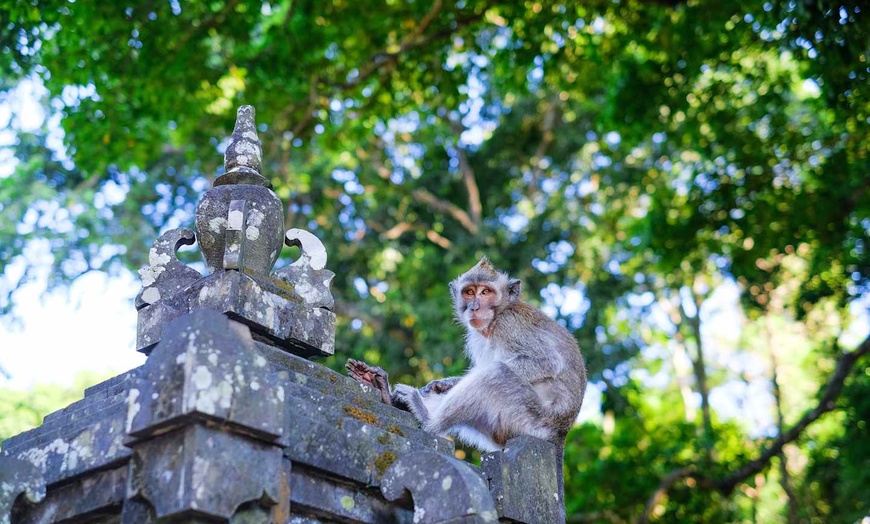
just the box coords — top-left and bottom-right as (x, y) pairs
(1, 0), (868, 521)
(802, 367), (870, 523)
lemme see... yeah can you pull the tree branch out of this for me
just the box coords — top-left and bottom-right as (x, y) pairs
(278, 3), (491, 141)
(449, 121), (483, 227)
(711, 333), (870, 494)
(457, 145), (482, 227)
(638, 467), (695, 524)
(412, 188), (479, 234)
(636, 334), (870, 520)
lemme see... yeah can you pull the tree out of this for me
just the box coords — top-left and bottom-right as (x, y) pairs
(1, 1), (867, 521)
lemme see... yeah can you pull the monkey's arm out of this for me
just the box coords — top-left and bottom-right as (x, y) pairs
(498, 312), (575, 383)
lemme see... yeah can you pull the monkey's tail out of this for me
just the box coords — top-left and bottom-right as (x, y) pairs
(555, 440), (566, 506)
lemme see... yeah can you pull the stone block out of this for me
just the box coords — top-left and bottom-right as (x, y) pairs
(380, 451), (498, 524)
(0, 456), (45, 524)
(127, 309), (285, 442)
(17, 465), (125, 524)
(126, 424), (287, 521)
(290, 467), (413, 523)
(480, 436), (565, 524)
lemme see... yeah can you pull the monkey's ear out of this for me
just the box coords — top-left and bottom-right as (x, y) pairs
(508, 278), (522, 300)
(449, 281), (457, 297)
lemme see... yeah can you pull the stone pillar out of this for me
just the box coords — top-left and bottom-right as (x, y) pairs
(380, 451), (499, 524)
(480, 436), (566, 524)
(122, 309), (290, 522)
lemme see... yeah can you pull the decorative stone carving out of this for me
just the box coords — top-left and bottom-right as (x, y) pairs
(127, 309), (285, 441)
(134, 105), (336, 357)
(380, 451), (498, 524)
(0, 456), (45, 524)
(135, 228), (201, 309)
(126, 425), (288, 521)
(125, 310), (290, 521)
(480, 436), (565, 524)
(273, 229), (335, 310)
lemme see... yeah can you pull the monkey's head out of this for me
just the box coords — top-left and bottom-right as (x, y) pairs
(449, 257), (521, 335)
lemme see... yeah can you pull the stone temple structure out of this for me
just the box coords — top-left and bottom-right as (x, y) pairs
(0, 106), (565, 524)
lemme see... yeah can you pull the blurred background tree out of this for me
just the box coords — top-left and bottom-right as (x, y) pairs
(1, 0), (868, 522)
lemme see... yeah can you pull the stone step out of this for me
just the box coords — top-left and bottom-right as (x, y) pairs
(277, 367), (420, 429)
(3, 386), (131, 456)
(284, 407), (444, 488)
(4, 402), (131, 486)
(280, 379), (453, 456)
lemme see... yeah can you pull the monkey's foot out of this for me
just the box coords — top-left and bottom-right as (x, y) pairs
(345, 358), (393, 406)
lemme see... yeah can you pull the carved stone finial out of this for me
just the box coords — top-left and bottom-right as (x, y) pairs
(137, 105), (336, 357)
(215, 105), (269, 187)
(194, 105), (284, 275)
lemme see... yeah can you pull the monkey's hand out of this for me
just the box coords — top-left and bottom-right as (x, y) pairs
(392, 384), (430, 426)
(345, 359), (393, 406)
(421, 377), (459, 395)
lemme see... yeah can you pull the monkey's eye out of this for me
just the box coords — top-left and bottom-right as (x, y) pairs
(480, 288), (490, 295)
(464, 288), (475, 296)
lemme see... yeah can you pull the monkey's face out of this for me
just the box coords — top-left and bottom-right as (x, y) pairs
(459, 284), (500, 332)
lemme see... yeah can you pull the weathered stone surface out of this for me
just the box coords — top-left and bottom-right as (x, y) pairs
(254, 342), (440, 439)
(195, 106), (284, 276)
(480, 436), (565, 524)
(273, 229), (335, 310)
(137, 299), (187, 353)
(279, 378), (450, 455)
(191, 271), (335, 357)
(18, 465), (125, 524)
(380, 451), (498, 524)
(290, 467), (413, 523)
(216, 105), (269, 188)
(126, 424), (287, 521)
(127, 309), (285, 442)
(135, 228), (202, 310)
(2, 401), (130, 487)
(137, 270), (336, 357)
(0, 456), (45, 524)
(195, 183), (284, 276)
(119, 497), (157, 523)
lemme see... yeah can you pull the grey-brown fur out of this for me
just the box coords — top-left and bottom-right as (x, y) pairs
(391, 257), (587, 453)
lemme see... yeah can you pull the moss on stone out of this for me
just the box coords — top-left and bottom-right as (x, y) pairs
(374, 450), (396, 477)
(342, 405), (379, 424)
(387, 425), (405, 437)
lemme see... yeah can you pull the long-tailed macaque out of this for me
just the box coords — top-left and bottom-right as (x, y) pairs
(346, 257), (586, 453)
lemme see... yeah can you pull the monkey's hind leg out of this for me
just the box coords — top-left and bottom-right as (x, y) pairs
(429, 363), (555, 447)
(345, 358), (393, 406)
